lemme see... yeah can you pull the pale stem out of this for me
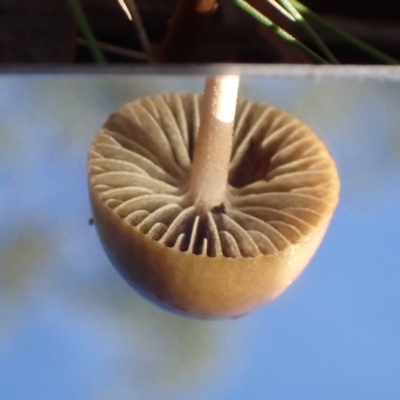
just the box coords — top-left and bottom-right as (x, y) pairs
(189, 75), (240, 213)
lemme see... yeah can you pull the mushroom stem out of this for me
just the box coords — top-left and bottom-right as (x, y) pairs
(189, 75), (240, 213)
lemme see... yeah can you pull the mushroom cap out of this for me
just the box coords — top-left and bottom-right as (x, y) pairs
(88, 93), (340, 319)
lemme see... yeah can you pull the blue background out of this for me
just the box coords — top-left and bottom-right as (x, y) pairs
(1, 71), (400, 400)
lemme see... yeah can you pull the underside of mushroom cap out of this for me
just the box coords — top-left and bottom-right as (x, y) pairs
(88, 93), (340, 318)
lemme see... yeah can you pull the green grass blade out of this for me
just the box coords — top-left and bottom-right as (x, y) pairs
(291, 0), (399, 64)
(233, 0), (330, 64)
(278, 0), (338, 64)
(66, 0), (106, 64)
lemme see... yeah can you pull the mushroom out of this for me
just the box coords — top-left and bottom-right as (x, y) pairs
(88, 76), (339, 319)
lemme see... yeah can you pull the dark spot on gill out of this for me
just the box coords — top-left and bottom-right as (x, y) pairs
(211, 203), (226, 214)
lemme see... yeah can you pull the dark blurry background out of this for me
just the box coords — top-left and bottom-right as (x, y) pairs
(1, 0), (399, 64)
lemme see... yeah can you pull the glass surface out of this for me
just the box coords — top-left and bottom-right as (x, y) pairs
(1, 67), (400, 400)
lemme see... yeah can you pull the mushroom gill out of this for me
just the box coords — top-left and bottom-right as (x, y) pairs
(88, 92), (339, 319)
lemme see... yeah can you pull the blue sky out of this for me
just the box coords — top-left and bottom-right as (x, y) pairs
(1, 71), (400, 400)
